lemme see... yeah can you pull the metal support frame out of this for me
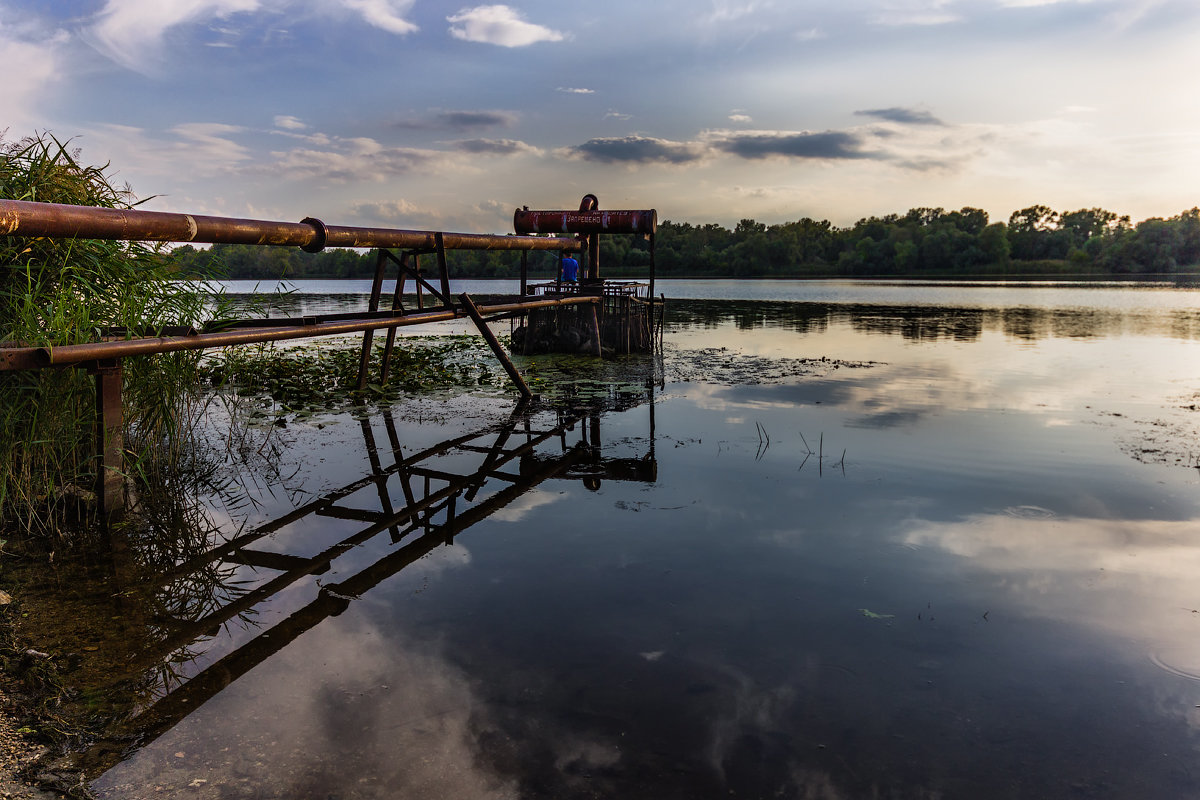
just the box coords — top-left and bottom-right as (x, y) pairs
(380, 252), (409, 386)
(460, 293), (533, 399)
(89, 359), (124, 518)
(356, 249), (390, 390)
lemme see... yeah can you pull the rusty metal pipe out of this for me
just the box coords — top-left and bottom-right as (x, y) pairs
(27, 296), (599, 367)
(0, 199), (579, 252)
(512, 208), (657, 235)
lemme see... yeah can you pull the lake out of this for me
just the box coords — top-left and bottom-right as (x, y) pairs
(28, 280), (1200, 797)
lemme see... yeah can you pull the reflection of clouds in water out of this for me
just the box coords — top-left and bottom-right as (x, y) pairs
(412, 542), (472, 576)
(706, 669), (796, 780)
(93, 618), (517, 799)
(901, 512), (1200, 655)
(488, 488), (562, 522)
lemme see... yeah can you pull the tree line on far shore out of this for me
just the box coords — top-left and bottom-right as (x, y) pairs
(171, 204), (1200, 280)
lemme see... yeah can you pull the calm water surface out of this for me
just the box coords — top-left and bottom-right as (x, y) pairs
(76, 281), (1200, 797)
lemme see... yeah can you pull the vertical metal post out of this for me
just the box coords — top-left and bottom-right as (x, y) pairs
(356, 249), (389, 390)
(91, 359), (124, 518)
(380, 251), (408, 386)
(414, 254), (424, 310)
(459, 293), (533, 400)
(648, 232), (656, 305)
(590, 304), (603, 357)
(520, 250), (528, 297)
(435, 232), (451, 308)
(587, 233), (600, 281)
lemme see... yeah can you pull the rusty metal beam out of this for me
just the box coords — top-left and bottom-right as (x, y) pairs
(0, 199), (580, 252)
(460, 293), (533, 400)
(1, 296), (599, 369)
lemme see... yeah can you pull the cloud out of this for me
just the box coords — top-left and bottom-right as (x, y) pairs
(870, 1), (960, 26)
(794, 27), (825, 41)
(273, 115), (308, 131)
(348, 197), (447, 228)
(261, 137), (443, 181)
(855, 107), (945, 126)
(603, 110), (633, 121)
(446, 5), (565, 47)
(395, 109), (518, 130)
(0, 20), (69, 129)
(88, 0), (260, 72)
(565, 136), (706, 165)
(350, 198), (419, 218)
(698, 0), (765, 26)
(450, 138), (541, 155)
(728, 114), (753, 124)
(556, 87), (594, 94)
(343, 0), (418, 34)
(172, 122), (252, 163)
(712, 130), (880, 160)
(435, 110), (517, 129)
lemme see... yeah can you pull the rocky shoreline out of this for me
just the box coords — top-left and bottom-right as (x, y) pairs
(0, 681), (65, 799)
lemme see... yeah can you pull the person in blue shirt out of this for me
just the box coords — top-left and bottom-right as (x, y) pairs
(560, 254), (579, 282)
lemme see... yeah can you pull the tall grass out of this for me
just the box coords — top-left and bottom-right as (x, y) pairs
(1, 132), (212, 539)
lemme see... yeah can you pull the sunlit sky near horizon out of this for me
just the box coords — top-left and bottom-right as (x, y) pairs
(3, 0), (1199, 234)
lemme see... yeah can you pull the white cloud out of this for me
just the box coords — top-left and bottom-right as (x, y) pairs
(604, 110), (633, 121)
(446, 5), (565, 47)
(273, 114), (308, 130)
(0, 20), (69, 130)
(699, 0), (764, 26)
(870, 0), (961, 26)
(556, 86), (594, 94)
(88, 0), (260, 73)
(260, 136), (449, 181)
(343, 0), (418, 34)
(172, 122), (252, 163)
(351, 198), (419, 218)
(995, 0), (1086, 6)
(728, 113), (753, 124)
(448, 137), (543, 156)
(794, 27), (825, 41)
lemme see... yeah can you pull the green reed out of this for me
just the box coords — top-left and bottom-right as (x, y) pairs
(0, 132), (214, 539)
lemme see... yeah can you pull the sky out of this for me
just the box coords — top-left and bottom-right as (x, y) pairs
(3, 0), (1199, 234)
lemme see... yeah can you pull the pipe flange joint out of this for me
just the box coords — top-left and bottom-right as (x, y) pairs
(300, 217), (327, 253)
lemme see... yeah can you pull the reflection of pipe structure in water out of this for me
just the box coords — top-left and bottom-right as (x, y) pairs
(73, 396), (659, 777)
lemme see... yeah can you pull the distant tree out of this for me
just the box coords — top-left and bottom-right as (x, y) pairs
(979, 223), (1011, 267)
(1008, 205), (1067, 260)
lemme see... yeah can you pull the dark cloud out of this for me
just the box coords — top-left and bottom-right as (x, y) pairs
(854, 107), (944, 126)
(568, 136), (704, 164)
(394, 110), (517, 130)
(894, 156), (962, 173)
(714, 130), (878, 160)
(451, 138), (537, 155)
(436, 110), (517, 129)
